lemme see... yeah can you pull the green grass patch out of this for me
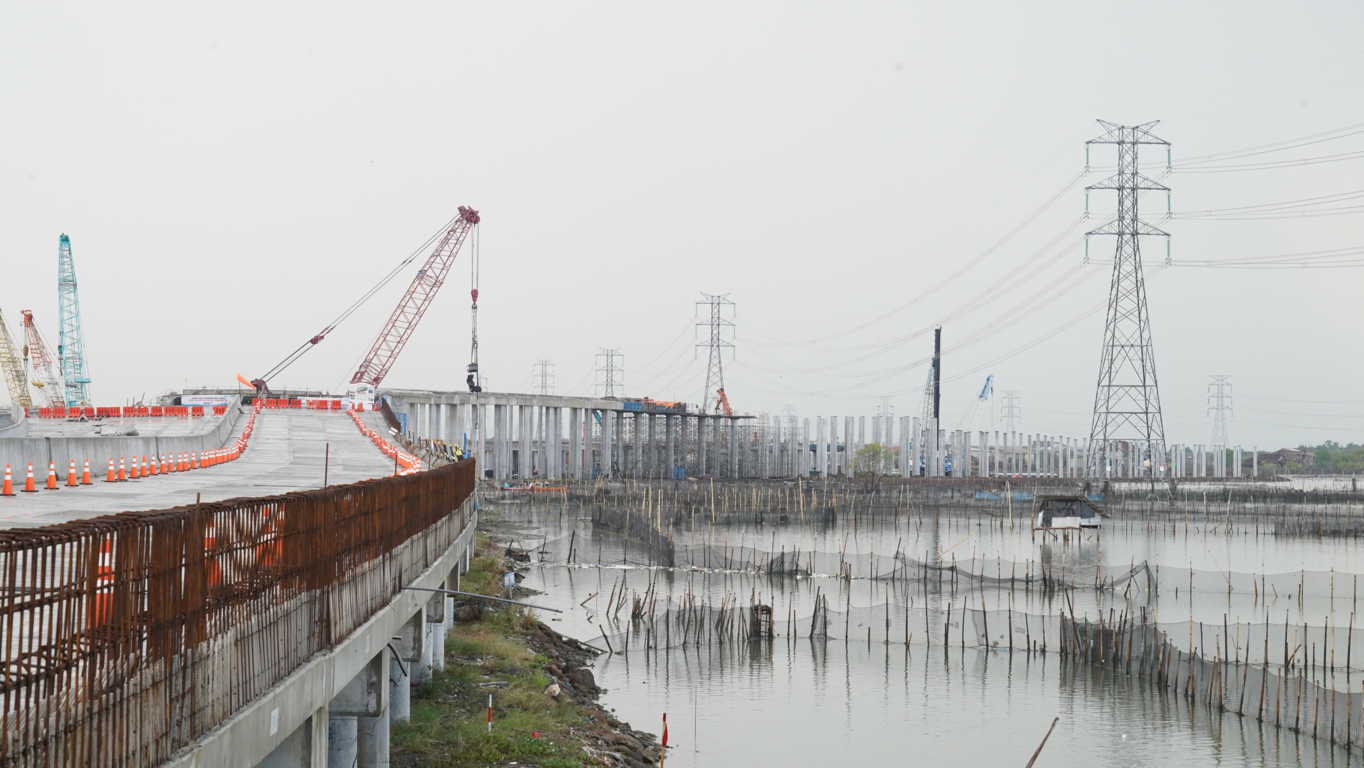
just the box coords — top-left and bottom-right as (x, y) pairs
(393, 533), (589, 767)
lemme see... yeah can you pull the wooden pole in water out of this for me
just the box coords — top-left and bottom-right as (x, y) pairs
(1024, 717), (1061, 768)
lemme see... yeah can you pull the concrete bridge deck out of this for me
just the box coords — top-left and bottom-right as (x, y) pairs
(0, 409), (395, 528)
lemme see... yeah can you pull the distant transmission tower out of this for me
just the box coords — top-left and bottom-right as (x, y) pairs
(695, 293), (735, 412)
(1207, 375), (1233, 447)
(530, 359), (556, 395)
(1084, 120), (1173, 478)
(1002, 391), (1022, 431)
(594, 348), (623, 398)
(875, 396), (894, 445)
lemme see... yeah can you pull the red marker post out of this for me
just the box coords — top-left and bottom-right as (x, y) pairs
(486, 694), (493, 733)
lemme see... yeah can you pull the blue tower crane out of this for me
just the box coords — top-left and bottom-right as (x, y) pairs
(56, 234), (92, 406)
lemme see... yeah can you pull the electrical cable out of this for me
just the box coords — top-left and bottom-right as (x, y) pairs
(745, 170), (1088, 347)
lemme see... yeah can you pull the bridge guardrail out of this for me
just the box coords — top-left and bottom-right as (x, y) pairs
(0, 459), (476, 767)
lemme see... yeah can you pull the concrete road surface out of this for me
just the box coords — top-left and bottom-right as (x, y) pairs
(0, 409), (397, 528)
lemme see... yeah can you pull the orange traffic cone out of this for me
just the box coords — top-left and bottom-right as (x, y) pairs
(66, 459), (79, 487)
(22, 463), (38, 493)
(149, 456), (159, 476)
(192, 451), (201, 470)
(142, 456), (151, 477)
(81, 459), (92, 485)
(105, 459), (117, 482)
(129, 456), (141, 480)
(44, 461), (59, 490)
(161, 455), (171, 474)
(117, 457), (127, 482)
(1, 465), (13, 496)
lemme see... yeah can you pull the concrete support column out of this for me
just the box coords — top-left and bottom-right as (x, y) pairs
(390, 612), (424, 725)
(492, 404), (507, 480)
(333, 652), (388, 768)
(517, 405), (530, 477)
(665, 415), (676, 479)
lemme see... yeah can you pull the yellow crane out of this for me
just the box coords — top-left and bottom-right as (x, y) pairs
(0, 308), (31, 410)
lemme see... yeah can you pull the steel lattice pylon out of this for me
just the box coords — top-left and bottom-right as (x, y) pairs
(695, 293), (734, 413)
(1084, 120), (1172, 479)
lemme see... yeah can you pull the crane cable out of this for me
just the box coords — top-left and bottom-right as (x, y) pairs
(468, 223), (481, 389)
(259, 212), (463, 383)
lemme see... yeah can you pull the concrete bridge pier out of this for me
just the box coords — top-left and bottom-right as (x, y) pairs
(390, 611), (424, 724)
(327, 652), (389, 768)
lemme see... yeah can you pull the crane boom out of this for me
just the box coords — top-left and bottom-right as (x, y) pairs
(0, 309), (31, 410)
(20, 310), (64, 408)
(350, 206), (480, 387)
(56, 234), (92, 406)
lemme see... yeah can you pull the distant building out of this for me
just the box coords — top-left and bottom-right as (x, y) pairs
(1258, 448), (1316, 469)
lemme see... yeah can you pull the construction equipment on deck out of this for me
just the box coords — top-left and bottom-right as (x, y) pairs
(0, 309), (31, 409)
(251, 206), (481, 394)
(56, 234), (93, 406)
(20, 310), (64, 408)
(352, 206), (481, 387)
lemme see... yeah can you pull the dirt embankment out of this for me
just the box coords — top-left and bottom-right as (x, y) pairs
(392, 533), (659, 767)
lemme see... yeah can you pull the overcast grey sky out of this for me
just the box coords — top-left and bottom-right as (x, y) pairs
(3, 0), (1362, 448)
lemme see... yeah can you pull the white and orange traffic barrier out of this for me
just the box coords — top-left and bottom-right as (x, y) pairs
(66, 459), (79, 488)
(44, 461), (59, 491)
(81, 459), (92, 485)
(21, 463), (38, 493)
(1, 465), (13, 496)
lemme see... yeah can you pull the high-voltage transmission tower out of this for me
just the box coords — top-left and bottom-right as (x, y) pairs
(1002, 390), (1022, 431)
(56, 234), (92, 406)
(594, 348), (623, 398)
(530, 359), (556, 395)
(0, 309), (31, 409)
(1207, 375), (1233, 448)
(695, 293), (735, 413)
(1083, 120), (1173, 478)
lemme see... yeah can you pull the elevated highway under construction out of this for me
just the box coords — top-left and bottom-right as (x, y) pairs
(0, 400), (478, 768)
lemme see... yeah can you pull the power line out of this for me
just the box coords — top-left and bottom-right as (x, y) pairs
(1173, 121), (1364, 166)
(746, 171), (1088, 347)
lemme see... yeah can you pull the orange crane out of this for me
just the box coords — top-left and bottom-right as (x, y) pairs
(715, 387), (733, 417)
(248, 206), (481, 394)
(20, 310), (63, 408)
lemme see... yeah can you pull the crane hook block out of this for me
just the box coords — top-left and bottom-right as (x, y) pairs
(471, 289), (479, 303)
